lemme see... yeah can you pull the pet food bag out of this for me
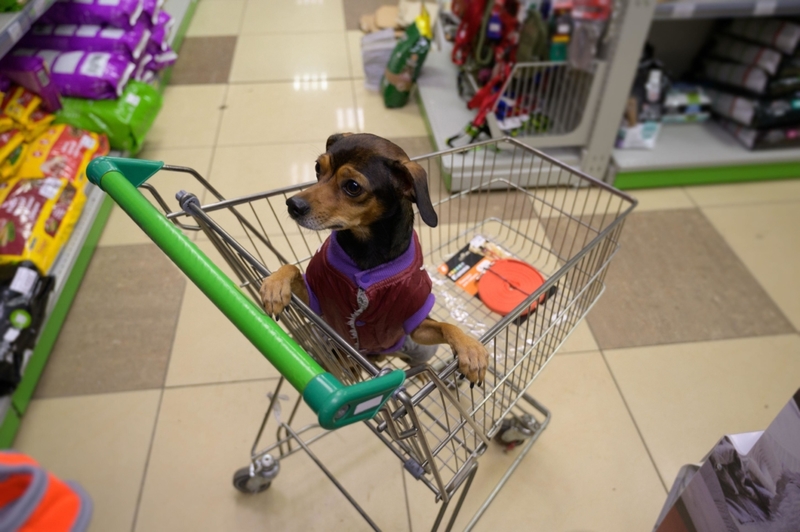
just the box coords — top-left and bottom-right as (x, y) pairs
(0, 55), (62, 112)
(12, 49), (135, 100)
(1, 86), (57, 142)
(56, 81), (162, 154)
(17, 124), (109, 188)
(0, 176), (87, 273)
(726, 18), (800, 55)
(22, 23), (152, 61)
(41, 0), (145, 30)
(146, 48), (177, 72)
(147, 10), (175, 54)
(0, 130), (25, 180)
(0, 0), (24, 12)
(381, 7), (432, 108)
(142, 0), (164, 25)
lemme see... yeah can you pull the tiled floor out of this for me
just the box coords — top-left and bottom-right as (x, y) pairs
(13, 1), (800, 531)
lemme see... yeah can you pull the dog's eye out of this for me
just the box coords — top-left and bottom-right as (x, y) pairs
(314, 162), (320, 177)
(343, 180), (362, 197)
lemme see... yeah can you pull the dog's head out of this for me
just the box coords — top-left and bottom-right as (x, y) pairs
(285, 133), (437, 238)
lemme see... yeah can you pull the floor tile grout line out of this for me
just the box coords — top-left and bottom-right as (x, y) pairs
(598, 348), (669, 494)
(164, 376), (280, 391)
(694, 196), (800, 211)
(129, 387), (164, 532)
(595, 331), (800, 354)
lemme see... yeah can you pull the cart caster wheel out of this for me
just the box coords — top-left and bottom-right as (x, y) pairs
(233, 467), (271, 494)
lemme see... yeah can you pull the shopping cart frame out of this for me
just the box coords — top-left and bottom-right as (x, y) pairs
(87, 137), (636, 531)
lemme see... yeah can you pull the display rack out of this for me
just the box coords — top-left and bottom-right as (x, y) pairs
(0, 0), (199, 448)
(654, 0), (800, 20)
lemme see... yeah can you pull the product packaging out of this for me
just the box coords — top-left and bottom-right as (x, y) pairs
(701, 59), (800, 97)
(0, 176), (87, 273)
(718, 117), (800, 150)
(147, 10), (174, 54)
(0, 129), (25, 180)
(12, 49), (135, 100)
(22, 23), (152, 61)
(381, 5), (432, 108)
(707, 88), (800, 129)
(708, 35), (783, 76)
(56, 81), (162, 154)
(725, 18), (800, 56)
(17, 124), (109, 187)
(0, 55), (62, 112)
(662, 84), (711, 123)
(41, 0), (145, 30)
(142, 0), (164, 25)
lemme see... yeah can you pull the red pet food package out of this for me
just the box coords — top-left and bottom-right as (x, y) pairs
(17, 125), (109, 189)
(439, 235), (514, 296)
(0, 176), (87, 274)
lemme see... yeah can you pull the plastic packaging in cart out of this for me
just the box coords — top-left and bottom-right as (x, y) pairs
(0, 55), (62, 112)
(0, 176), (87, 274)
(55, 81), (162, 154)
(17, 124), (109, 187)
(438, 235), (515, 296)
(41, 0), (145, 30)
(12, 49), (135, 100)
(23, 23), (152, 61)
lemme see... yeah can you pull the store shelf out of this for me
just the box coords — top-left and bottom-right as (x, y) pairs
(0, 0), (55, 58)
(612, 121), (800, 188)
(654, 0), (800, 20)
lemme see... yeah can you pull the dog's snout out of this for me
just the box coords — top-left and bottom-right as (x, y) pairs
(286, 196), (310, 219)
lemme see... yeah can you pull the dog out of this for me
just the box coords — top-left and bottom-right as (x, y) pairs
(259, 133), (488, 385)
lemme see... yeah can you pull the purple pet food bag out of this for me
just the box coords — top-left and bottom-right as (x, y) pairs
(146, 10), (174, 53)
(142, 0), (164, 25)
(133, 52), (151, 81)
(22, 23), (151, 61)
(41, 0), (145, 31)
(147, 48), (176, 71)
(0, 55), (62, 111)
(12, 49), (134, 100)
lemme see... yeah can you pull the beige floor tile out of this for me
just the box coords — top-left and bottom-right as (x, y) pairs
(99, 147), (213, 246)
(240, 0), (346, 35)
(703, 201), (800, 330)
(15, 390), (161, 532)
(165, 240), (282, 387)
(186, 0), (245, 36)
(558, 320), (598, 353)
(347, 30), (364, 79)
(209, 143), (321, 198)
(135, 381), (409, 532)
(144, 84), (226, 149)
(217, 81), (355, 146)
(230, 33), (350, 83)
(354, 82), (429, 138)
(685, 178), (800, 207)
(605, 334), (800, 485)
(405, 352), (666, 531)
(628, 186), (695, 211)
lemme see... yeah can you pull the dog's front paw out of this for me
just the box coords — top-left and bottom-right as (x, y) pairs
(452, 335), (488, 386)
(259, 274), (293, 318)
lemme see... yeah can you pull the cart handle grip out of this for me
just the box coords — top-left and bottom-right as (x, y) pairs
(87, 157), (404, 430)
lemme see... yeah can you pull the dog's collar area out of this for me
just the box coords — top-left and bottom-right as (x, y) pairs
(328, 231), (420, 290)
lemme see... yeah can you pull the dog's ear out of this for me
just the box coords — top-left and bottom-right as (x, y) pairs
(393, 160), (438, 227)
(326, 133), (353, 151)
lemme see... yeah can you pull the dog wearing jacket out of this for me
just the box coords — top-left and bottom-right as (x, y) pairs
(259, 133), (488, 385)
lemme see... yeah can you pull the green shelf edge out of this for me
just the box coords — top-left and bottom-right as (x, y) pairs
(10, 195), (115, 418)
(0, 405), (20, 448)
(614, 160), (800, 189)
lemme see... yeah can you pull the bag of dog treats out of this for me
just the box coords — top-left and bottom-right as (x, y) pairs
(0, 142), (26, 180)
(22, 23), (152, 61)
(12, 49), (135, 100)
(0, 130), (25, 180)
(2, 86), (41, 127)
(0, 55), (62, 112)
(142, 0), (165, 25)
(0, 176), (87, 273)
(41, 0), (145, 30)
(381, 6), (432, 108)
(56, 81), (161, 154)
(17, 124), (109, 188)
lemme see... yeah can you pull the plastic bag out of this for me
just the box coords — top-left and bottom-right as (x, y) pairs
(41, 0), (144, 30)
(142, 0), (165, 25)
(0, 54), (62, 112)
(55, 81), (162, 154)
(23, 23), (152, 61)
(147, 10), (175, 54)
(380, 6), (432, 108)
(17, 124), (109, 188)
(0, 176), (87, 274)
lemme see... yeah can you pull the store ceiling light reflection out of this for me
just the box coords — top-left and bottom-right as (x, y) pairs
(293, 73), (328, 91)
(336, 107), (364, 131)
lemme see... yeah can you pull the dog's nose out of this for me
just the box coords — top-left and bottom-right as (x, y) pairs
(286, 196), (310, 219)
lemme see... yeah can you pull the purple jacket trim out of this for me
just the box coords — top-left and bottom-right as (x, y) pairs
(303, 275), (322, 315)
(327, 231), (419, 290)
(403, 293), (436, 334)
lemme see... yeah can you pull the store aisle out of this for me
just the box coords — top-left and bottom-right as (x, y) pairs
(13, 1), (800, 531)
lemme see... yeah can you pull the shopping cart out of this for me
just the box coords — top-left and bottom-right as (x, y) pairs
(87, 138), (636, 531)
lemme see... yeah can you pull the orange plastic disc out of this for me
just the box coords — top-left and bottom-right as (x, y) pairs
(478, 259), (546, 316)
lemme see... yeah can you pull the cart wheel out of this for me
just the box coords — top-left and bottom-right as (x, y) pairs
(233, 467), (271, 494)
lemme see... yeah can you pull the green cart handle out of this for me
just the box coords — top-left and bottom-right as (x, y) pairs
(87, 156), (404, 430)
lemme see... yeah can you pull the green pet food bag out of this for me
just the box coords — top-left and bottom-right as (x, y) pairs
(381, 7), (432, 109)
(55, 81), (162, 154)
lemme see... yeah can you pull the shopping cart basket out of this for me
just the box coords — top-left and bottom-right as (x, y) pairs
(87, 138), (636, 531)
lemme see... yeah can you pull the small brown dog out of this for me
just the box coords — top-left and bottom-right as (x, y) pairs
(259, 133), (488, 385)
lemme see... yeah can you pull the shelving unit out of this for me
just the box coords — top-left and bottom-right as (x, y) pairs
(654, 0), (800, 20)
(0, 0), (199, 447)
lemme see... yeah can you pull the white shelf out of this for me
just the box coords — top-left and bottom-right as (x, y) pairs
(0, 0), (55, 58)
(613, 121), (800, 172)
(654, 0), (800, 20)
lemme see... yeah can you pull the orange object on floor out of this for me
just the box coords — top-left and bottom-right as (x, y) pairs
(0, 451), (92, 532)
